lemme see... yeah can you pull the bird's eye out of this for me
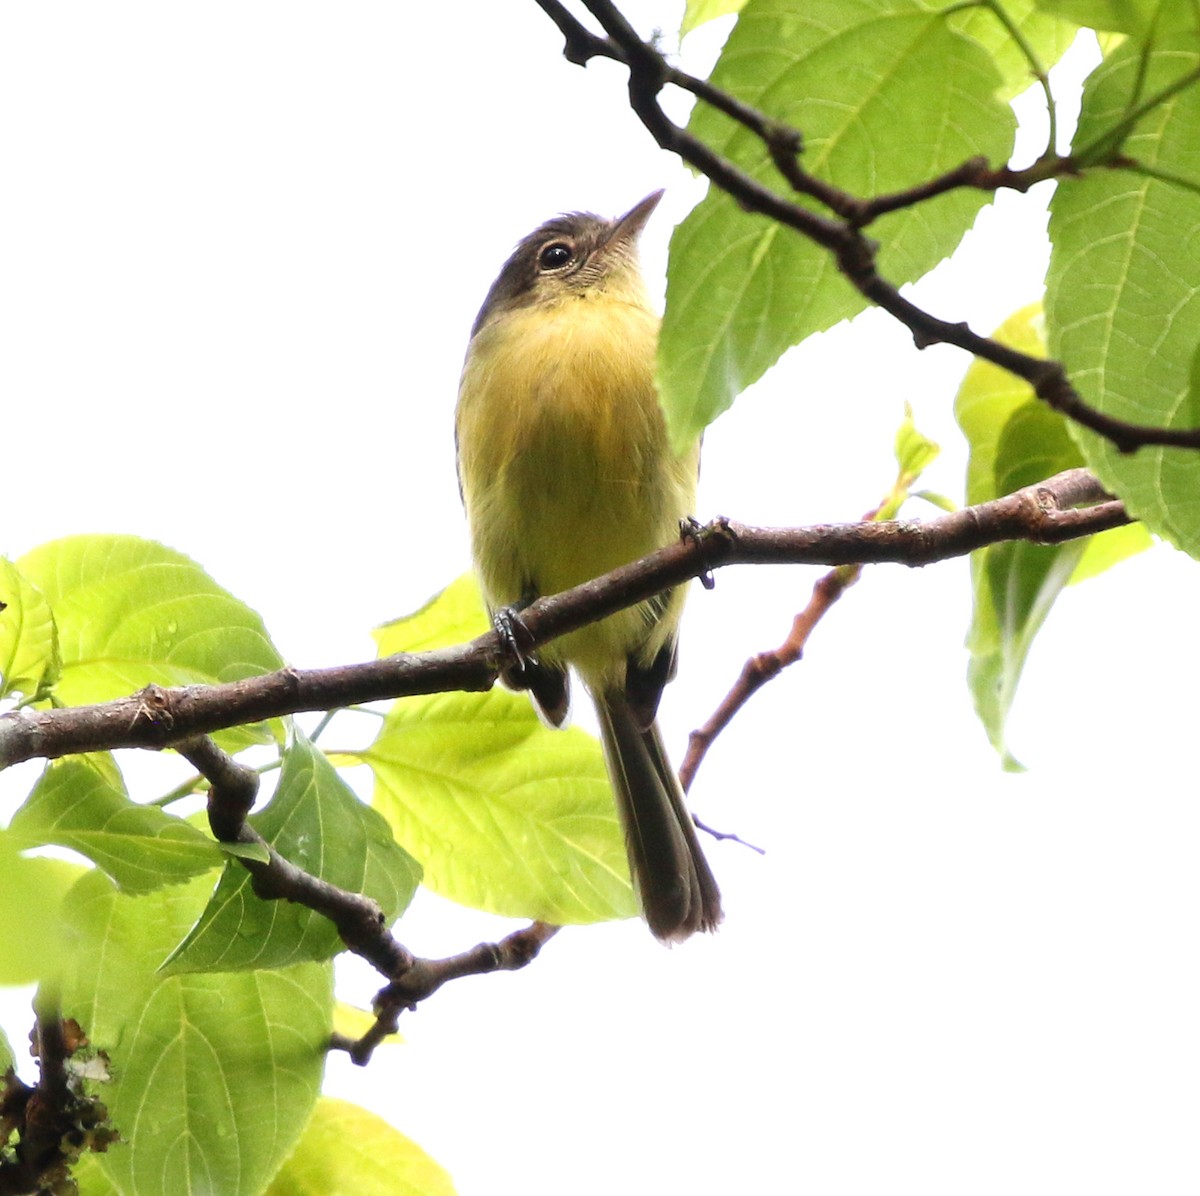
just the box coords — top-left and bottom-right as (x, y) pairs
(538, 241), (573, 270)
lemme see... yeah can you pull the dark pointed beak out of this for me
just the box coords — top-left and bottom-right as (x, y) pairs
(604, 189), (665, 250)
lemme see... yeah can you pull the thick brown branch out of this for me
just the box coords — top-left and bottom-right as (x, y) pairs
(0, 470), (1129, 769)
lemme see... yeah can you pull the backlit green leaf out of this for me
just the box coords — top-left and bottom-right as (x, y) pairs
(9, 755), (221, 893)
(894, 403), (941, 486)
(947, 1), (1077, 101)
(367, 581), (634, 925)
(0, 556), (58, 702)
(332, 1001), (404, 1048)
(1033, 0), (1198, 35)
(17, 535), (284, 744)
(661, 0), (1016, 446)
(1046, 37), (1200, 558)
(373, 573), (489, 657)
(0, 831), (84, 986)
(364, 688), (635, 925)
(681, 0), (745, 36)
(266, 1098), (457, 1196)
(956, 304), (1149, 768)
(72, 1154), (121, 1196)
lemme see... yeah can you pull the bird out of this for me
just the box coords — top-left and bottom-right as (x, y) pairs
(455, 190), (722, 942)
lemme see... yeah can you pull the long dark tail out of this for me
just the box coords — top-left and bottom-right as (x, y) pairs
(594, 690), (722, 942)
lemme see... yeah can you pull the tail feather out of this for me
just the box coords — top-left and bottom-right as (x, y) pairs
(595, 691), (722, 942)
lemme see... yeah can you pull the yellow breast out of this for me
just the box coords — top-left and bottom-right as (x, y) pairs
(456, 291), (697, 680)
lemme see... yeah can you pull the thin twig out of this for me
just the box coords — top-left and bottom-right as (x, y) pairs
(339, 922), (561, 1067)
(680, 563), (859, 793)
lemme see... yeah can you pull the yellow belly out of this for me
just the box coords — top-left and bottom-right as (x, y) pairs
(456, 292), (697, 685)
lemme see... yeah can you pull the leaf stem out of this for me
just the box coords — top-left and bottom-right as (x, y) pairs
(980, 0), (1059, 154)
(1119, 159), (1200, 197)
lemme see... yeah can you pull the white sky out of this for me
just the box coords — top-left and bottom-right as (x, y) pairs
(3, 4), (1200, 1195)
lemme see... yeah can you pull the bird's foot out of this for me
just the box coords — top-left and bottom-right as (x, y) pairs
(679, 516), (717, 590)
(493, 605), (537, 670)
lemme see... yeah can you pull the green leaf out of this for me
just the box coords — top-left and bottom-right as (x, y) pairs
(681, 0), (1076, 90)
(1070, 520), (1152, 581)
(373, 573), (490, 657)
(332, 1001), (404, 1047)
(163, 731), (420, 974)
(1046, 37), (1200, 558)
(912, 489), (958, 512)
(956, 304), (1149, 768)
(894, 403), (941, 484)
(16, 535), (284, 744)
(0, 1026), (11, 1074)
(947, 0), (1078, 102)
(874, 404), (942, 521)
(364, 688), (636, 925)
(0, 831), (85, 986)
(660, 0), (1016, 446)
(368, 579), (633, 924)
(221, 837), (272, 863)
(0, 556), (59, 702)
(73, 1154), (122, 1196)
(681, 0), (746, 36)
(1033, 0), (1199, 35)
(266, 1098), (457, 1196)
(58, 870), (332, 1196)
(9, 755), (221, 893)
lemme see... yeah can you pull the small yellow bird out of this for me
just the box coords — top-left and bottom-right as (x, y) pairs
(455, 191), (722, 942)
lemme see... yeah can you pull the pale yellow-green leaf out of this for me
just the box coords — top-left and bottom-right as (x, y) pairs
(912, 489), (958, 513)
(1070, 521), (1152, 582)
(681, 0), (745, 36)
(0, 556), (58, 701)
(364, 687), (635, 926)
(332, 1001), (404, 1047)
(17, 534), (284, 745)
(0, 832), (84, 986)
(373, 573), (489, 658)
(267, 1098), (457, 1196)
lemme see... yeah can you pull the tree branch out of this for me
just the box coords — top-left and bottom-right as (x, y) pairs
(338, 921), (560, 1066)
(681, 481), (905, 793)
(0, 469), (1129, 770)
(0, 998), (115, 1194)
(680, 562), (860, 794)
(533, 0), (1200, 454)
(177, 735), (559, 1058)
